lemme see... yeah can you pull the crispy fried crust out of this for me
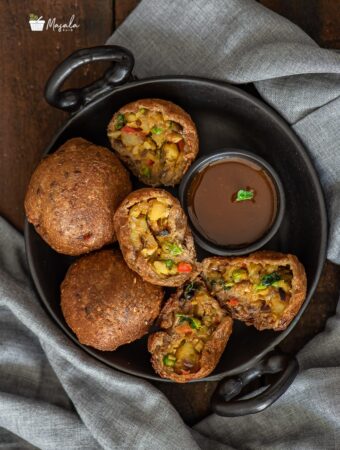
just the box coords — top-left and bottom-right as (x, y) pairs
(113, 188), (197, 286)
(61, 249), (163, 351)
(202, 251), (307, 331)
(25, 138), (132, 255)
(107, 98), (199, 186)
(148, 282), (233, 382)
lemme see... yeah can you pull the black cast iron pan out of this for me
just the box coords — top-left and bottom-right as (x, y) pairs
(25, 46), (327, 416)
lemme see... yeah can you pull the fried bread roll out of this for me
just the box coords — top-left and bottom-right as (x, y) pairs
(61, 249), (163, 351)
(148, 277), (233, 382)
(107, 99), (198, 186)
(114, 188), (197, 286)
(25, 138), (132, 255)
(202, 251), (307, 331)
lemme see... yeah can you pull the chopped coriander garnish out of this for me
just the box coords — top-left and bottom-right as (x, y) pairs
(261, 272), (281, 286)
(176, 314), (202, 329)
(140, 166), (151, 178)
(151, 126), (163, 135)
(235, 189), (254, 202)
(255, 284), (269, 291)
(115, 113), (126, 130)
(190, 317), (202, 329)
(256, 272), (281, 290)
(184, 281), (196, 299)
(165, 259), (174, 269)
(222, 281), (234, 290)
(232, 269), (248, 283)
(164, 242), (183, 256)
(176, 313), (187, 323)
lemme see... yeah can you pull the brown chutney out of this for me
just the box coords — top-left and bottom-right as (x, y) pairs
(187, 157), (278, 247)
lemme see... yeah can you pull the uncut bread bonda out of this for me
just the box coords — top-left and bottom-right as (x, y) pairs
(25, 138), (132, 255)
(61, 249), (163, 351)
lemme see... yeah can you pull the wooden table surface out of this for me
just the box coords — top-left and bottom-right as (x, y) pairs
(1, 0), (339, 425)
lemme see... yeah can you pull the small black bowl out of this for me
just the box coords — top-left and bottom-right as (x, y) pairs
(179, 149), (285, 256)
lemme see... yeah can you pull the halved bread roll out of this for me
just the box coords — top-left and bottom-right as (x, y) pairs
(148, 277), (233, 382)
(107, 99), (198, 186)
(113, 188), (197, 286)
(202, 251), (307, 331)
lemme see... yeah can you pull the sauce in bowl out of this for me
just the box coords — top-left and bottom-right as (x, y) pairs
(187, 157), (278, 247)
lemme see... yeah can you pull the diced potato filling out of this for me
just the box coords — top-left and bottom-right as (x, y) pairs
(128, 198), (192, 277)
(162, 282), (224, 375)
(206, 263), (293, 319)
(108, 108), (186, 183)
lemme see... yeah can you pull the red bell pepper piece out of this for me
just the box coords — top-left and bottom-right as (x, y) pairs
(121, 125), (142, 134)
(178, 140), (185, 152)
(178, 262), (192, 273)
(228, 298), (239, 306)
(175, 323), (193, 334)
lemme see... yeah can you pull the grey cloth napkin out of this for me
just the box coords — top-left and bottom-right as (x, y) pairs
(1, 0), (340, 449)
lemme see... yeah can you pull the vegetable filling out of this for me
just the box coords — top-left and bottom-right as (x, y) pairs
(205, 262), (293, 319)
(128, 198), (192, 277)
(162, 281), (225, 375)
(108, 108), (186, 184)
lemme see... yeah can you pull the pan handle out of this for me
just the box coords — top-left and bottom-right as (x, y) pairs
(211, 352), (299, 416)
(44, 45), (134, 113)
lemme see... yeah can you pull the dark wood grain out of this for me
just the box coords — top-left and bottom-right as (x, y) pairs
(280, 261), (340, 353)
(259, 0), (340, 48)
(115, 0), (140, 27)
(0, 0), (113, 230)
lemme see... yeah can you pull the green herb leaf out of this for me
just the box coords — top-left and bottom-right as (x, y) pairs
(222, 281), (234, 290)
(176, 313), (188, 324)
(115, 113), (126, 130)
(232, 269), (248, 283)
(255, 284), (269, 291)
(176, 313), (185, 318)
(140, 166), (151, 178)
(139, 108), (146, 114)
(164, 242), (183, 256)
(261, 272), (281, 286)
(151, 126), (163, 135)
(190, 317), (202, 329)
(175, 314), (201, 329)
(184, 281), (199, 299)
(165, 259), (174, 269)
(235, 189), (254, 202)
(256, 272), (281, 290)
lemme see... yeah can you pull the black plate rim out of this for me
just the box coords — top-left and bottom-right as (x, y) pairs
(24, 75), (328, 382)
